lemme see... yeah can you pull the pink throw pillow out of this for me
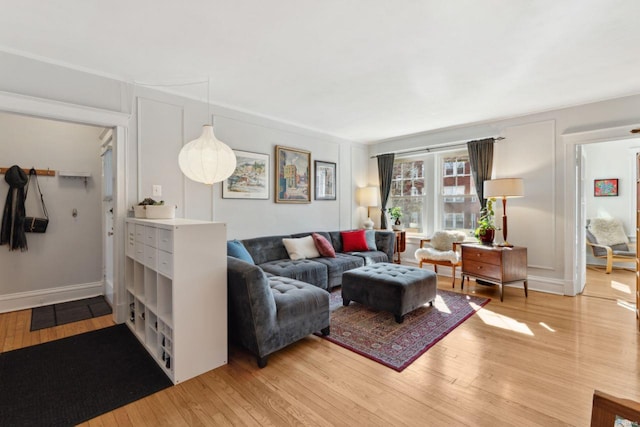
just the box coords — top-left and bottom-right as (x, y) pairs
(341, 230), (369, 252)
(312, 233), (336, 258)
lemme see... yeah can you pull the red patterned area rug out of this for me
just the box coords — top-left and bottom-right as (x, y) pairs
(319, 289), (490, 372)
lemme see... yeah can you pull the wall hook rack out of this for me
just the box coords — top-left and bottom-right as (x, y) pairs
(0, 167), (55, 177)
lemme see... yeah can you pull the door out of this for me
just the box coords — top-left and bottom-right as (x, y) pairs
(636, 152), (639, 331)
(100, 129), (115, 305)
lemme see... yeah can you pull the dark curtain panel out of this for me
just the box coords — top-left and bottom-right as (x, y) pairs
(377, 153), (395, 229)
(467, 138), (494, 209)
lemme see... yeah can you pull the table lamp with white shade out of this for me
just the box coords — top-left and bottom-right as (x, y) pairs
(483, 178), (524, 247)
(359, 186), (379, 229)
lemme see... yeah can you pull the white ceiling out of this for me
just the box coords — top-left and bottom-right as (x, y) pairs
(2, 1), (640, 143)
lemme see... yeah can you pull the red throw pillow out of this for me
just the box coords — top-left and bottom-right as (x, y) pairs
(341, 230), (369, 252)
(312, 233), (336, 258)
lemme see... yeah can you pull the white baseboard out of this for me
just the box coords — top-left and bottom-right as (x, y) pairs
(0, 281), (104, 313)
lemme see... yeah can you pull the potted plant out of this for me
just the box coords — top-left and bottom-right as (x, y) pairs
(389, 206), (403, 230)
(474, 198), (496, 244)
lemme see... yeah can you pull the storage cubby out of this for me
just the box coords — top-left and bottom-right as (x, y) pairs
(133, 262), (144, 298)
(157, 274), (173, 325)
(144, 267), (158, 312)
(135, 299), (146, 338)
(125, 257), (134, 292)
(124, 218), (227, 384)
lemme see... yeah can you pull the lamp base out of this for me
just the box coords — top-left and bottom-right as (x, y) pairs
(363, 217), (374, 230)
(496, 241), (514, 248)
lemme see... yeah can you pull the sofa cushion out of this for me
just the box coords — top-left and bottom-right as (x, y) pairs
(259, 259), (329, 290)
(365, 229), (377, 251)
(349, 250), (389, 265)
(242, 235), (291, 265)
(312, 253), (364, 288)
(269, 276), (330, 329)
(312, 233), (336, 258)
(283, 235), (320, 260)
(341, 230), (369, 252)
(227, 239), (255, 264)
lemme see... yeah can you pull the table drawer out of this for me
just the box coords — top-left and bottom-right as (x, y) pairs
(462, 246), (502, 265)
(463, 259), (501, 281)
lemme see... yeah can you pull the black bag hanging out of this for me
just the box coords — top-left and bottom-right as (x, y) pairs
(24, 168), (49, 233)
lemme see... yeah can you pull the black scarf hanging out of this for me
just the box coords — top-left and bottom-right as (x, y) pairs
(1, 165), (28, 251)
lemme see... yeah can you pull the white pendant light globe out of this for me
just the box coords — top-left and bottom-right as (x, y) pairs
(178, 124), (237, 185)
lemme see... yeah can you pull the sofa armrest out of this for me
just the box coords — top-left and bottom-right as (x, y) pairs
(227, 256), (277, 355)
(375, 230), (395, 262)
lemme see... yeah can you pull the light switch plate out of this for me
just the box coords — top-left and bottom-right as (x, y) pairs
(152, 185), (162, 197)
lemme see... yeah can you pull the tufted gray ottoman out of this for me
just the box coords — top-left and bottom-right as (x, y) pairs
(341, 262), (437, 323)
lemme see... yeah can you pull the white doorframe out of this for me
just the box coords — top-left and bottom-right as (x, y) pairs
(562, 122), (640, 296)
(0, 90), (130, 323)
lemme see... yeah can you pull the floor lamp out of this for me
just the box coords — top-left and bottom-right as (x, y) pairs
(483, 178), (524, 247)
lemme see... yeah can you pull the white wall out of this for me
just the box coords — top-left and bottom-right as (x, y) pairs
(370, 94), (640, 295)
(0, 112), (104, 307)
(133, 94), (358, 240)
(0, 51), (368, 311)
(583, 139), (639, 235)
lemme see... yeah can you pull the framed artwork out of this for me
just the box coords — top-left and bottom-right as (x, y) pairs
(275, 145), (311, 203)
(594, 178), (618, 197)
(314, 160), (336, 200)
(222, 150), (269, 199)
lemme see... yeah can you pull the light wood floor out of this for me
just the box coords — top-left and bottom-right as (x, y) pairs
(583, 265), (637, 303)
(1, 277), (638, 427)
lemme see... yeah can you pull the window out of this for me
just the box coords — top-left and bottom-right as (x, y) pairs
(390, 159), (424, 231)
(387, 150), (481, 235)
(440, 153), (480, 230)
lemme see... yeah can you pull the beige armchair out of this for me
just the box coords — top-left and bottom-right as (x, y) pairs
(586, 218), (636, 274)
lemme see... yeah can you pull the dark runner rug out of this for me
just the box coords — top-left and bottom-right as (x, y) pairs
(30, 295), (112, 331)
(0, 324), (172, 426)
(319, 289), (490, 372)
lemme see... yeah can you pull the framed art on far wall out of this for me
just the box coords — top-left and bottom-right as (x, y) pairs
(594, 178), (618, 197)
(314, 160), (336, 200)
(275, 145), (311, 203)
(222, 150), (269, 199)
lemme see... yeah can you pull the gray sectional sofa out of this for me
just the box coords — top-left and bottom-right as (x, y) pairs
(240, 230), (395, 290)
(227, 230), (395, 367)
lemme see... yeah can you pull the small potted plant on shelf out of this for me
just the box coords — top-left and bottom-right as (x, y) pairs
(389, 206), (403, 231)
(474, 198), (496, 244)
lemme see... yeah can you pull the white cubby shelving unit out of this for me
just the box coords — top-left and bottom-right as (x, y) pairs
(125, 218), (227, 384)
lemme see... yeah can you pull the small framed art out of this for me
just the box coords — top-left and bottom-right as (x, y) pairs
(222, 150), (269, 199)
(275, 145), (311, 203)
(314, 160), (336, 200)
(594, 178), (618, 197)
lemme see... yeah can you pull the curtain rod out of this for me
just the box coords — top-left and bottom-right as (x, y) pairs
(370, 136), (505, 159)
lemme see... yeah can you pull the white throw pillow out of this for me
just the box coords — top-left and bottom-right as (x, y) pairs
(283, 235), (321, 260)
(430, 230), (467, 251)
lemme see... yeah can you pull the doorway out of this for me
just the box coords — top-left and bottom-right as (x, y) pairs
(0, 91), (129, 322)
(578, 138), (639, 305)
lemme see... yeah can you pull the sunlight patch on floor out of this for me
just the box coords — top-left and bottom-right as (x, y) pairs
(432, 294), (451, 314)
(611, 280), (632, 294)
(470, 303), (534, 336)
(616, 299), (637, 312)
(539, 322), (556, 332)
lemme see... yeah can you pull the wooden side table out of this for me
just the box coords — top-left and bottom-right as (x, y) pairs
(393, 230), (406, 264)
(460, 244), (528, 301)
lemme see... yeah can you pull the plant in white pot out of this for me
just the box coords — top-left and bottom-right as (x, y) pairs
(390, 206), (403, 231)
